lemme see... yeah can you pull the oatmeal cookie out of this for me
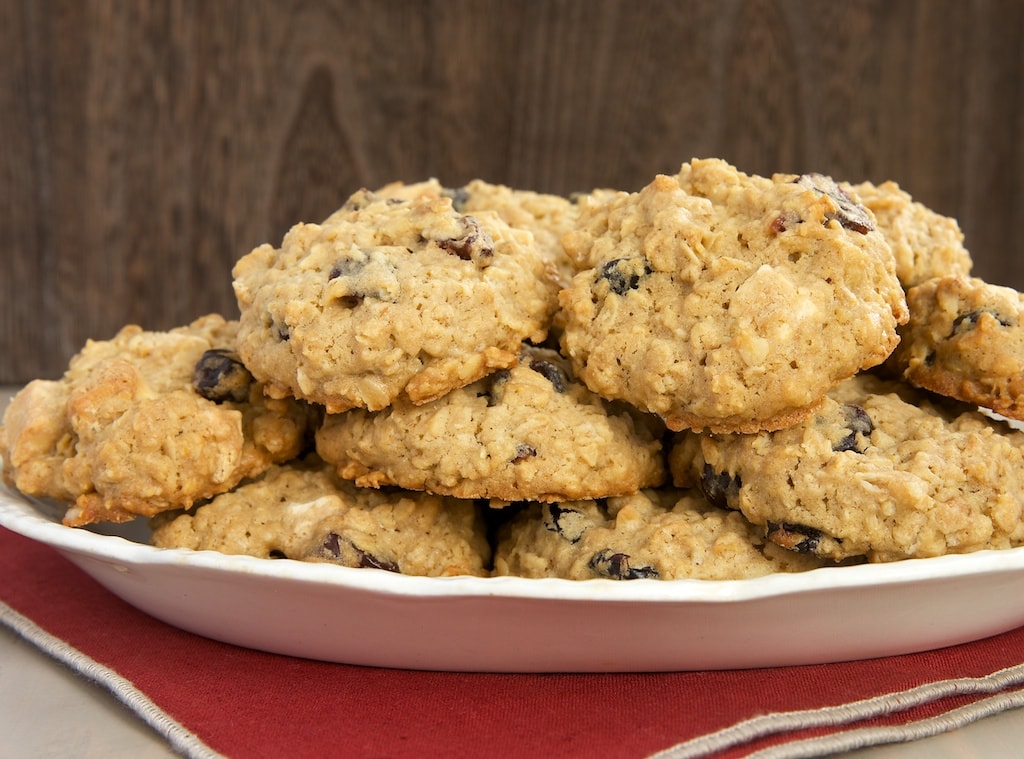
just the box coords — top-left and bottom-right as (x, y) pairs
(558, 158), (907, 433)
(846, 180), (971, 289)
(695, 374), (1024, 562)
(492, 489), (825, 580)
(889, 275), (1024, 420)
(315, 346), (666, 502)
(151, 458), (490, 577)
(0, 315), (314, 526)
(232, 186), (561, 413)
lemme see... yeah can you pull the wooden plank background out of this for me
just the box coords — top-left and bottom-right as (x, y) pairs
(3, 0), (1023, 384)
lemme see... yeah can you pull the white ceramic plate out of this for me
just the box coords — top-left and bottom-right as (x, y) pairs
(4, 483), (1024, 672)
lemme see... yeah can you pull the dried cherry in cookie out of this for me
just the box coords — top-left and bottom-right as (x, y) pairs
(698, 463), (741, 510)
(765, 522), (826, 554)
(542, 503), (589, 543)
(192, 349), (253, 404)
(478, 368), (511, 406)
(511, 443), (538, 463)
(449, 178), (589, 288)
(598, 257), (652, 296)
(832, 404), (873, 453)
(950, 308), (1012, 335)
(795, 173), (874, 234)
(432, 214), (494, 262)
(527, 355), (569, 393)
(588, 549), (660, 580)
(315, 532), (401, 573)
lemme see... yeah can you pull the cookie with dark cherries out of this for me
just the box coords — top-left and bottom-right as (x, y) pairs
(693, 374), (1024, 562)
(889, 275), (1024, 420)
(0, 315), (314, 526)
(558, 158), (907, 434)
(492, 488), (825, 580)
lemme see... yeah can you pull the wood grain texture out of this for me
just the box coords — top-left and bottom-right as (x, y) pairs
(2, 0), (1023, 382)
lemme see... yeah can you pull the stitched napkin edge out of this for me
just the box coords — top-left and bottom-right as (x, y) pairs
(0, 599), (223, 759)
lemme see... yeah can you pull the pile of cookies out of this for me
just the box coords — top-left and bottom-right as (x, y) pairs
(4, 158), (1024, 580)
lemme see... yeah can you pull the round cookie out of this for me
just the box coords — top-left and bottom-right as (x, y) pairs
(846, 180), (972, 289)
(492, 489), (826, 581)
(0, 315), (314, 526)
(232, 186), (561, 413)
(314, 346), (666, 502)
(558, 158), (908, 433)
(889, 275), (1024, 420)
(151, 458), (491, 577)
(695, 373), (1024, 562)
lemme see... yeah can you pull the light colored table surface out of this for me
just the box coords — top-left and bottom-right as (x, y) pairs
(1, 384), (1022, 758)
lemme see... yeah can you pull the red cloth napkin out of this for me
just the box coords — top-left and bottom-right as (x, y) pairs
(3, 524), (1024, 759)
